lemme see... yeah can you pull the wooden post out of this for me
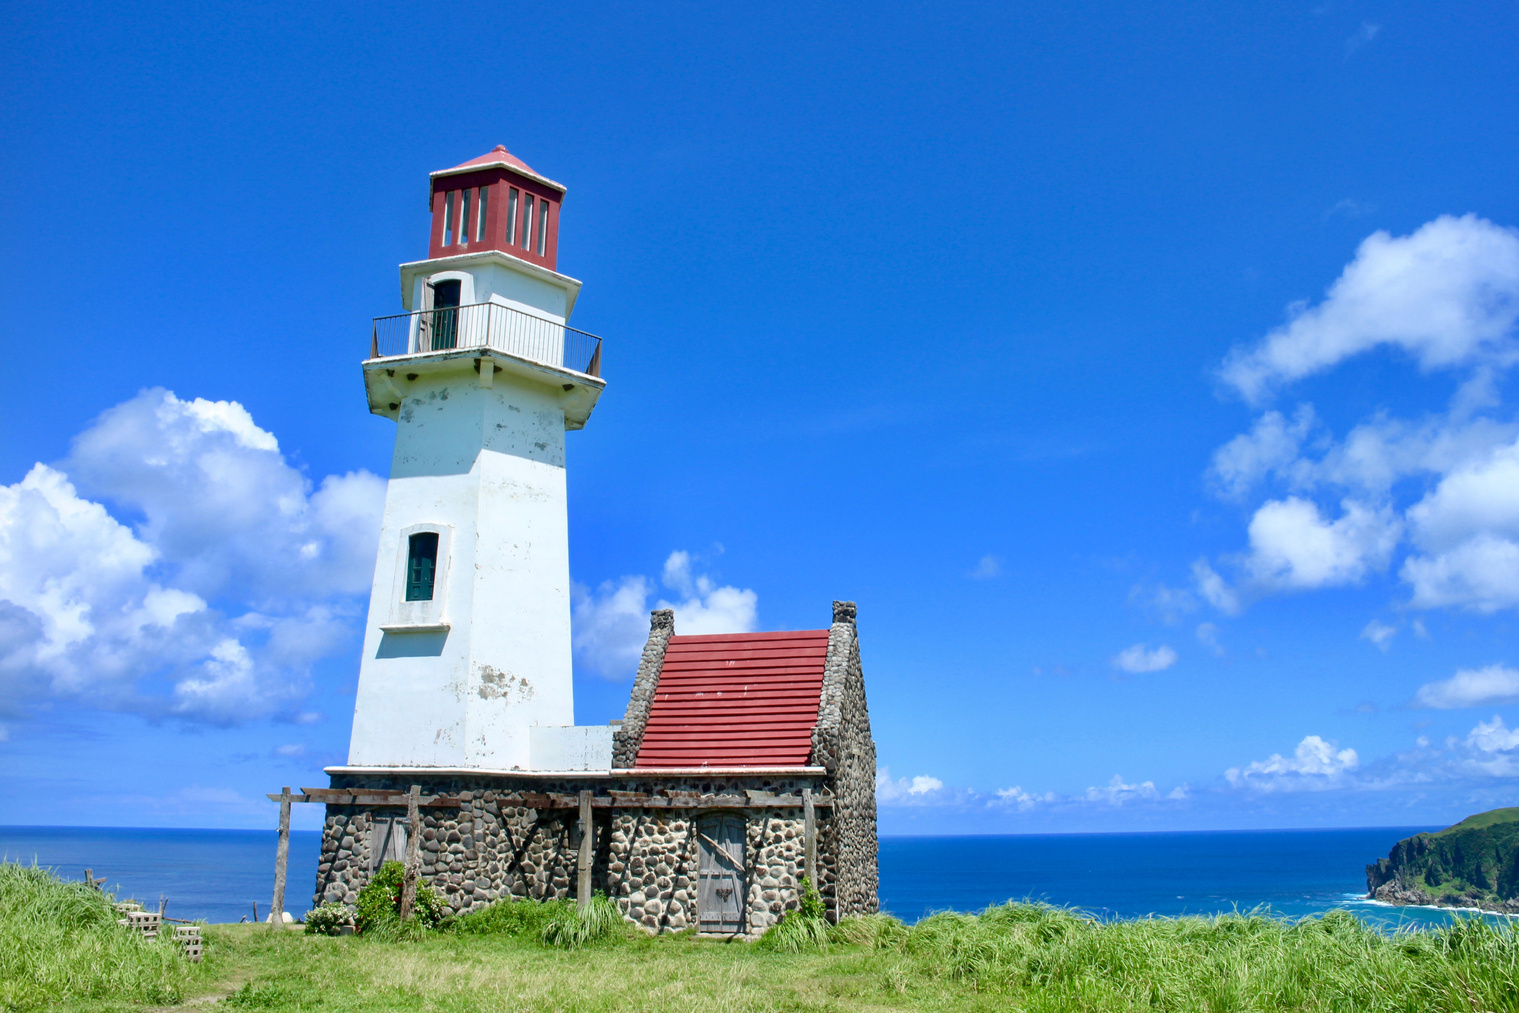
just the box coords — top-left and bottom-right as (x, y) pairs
(577, 789), (593, 912)
(803, 787), (818, 890)
(398, 785), (422, 920)
(271, 787), (291, 926)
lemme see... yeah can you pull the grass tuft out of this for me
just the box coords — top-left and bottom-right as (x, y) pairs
(0, 861), (195, 1011)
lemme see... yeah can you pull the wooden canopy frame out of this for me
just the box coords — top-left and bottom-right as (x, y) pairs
(264, 785), (829, 921)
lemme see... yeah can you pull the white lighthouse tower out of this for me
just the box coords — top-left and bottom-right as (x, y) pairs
(346, 146), (608, 772)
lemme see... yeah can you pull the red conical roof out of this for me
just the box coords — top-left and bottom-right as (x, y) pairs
(449, 144), (537, 176)
(429, 144), (565, 194)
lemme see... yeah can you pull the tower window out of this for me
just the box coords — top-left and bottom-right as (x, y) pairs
(521, 195), (534, 249)
(507, 188), (519, 247)
(443, 191), (455, 246)
(459, 189), (471, 246)
(405, 532), (439, 601)
(537, 201), (549, 255)
(476, 186), (489, 242)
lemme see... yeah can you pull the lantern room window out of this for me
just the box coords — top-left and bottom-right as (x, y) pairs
(443, 191), (456, 246)
(405, 532), (439, 601)
(521, 195), (534, 250)
(537, 201), (549, 255)
(507, 188), (519, 248)
(459, 190), (471, 247)
(475, 186), (488, 242)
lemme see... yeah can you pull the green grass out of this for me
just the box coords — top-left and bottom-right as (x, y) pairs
(0, 862), (202, 1012)
(1434, 807), (1519, 835)
(190, 902), (1519, 1012)
(8, 860), (1519, 1012)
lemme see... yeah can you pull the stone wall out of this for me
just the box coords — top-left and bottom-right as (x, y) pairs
(315, 599), (879, 930)
(811, 601), (879, 918)
(314, 776), (613, 912)
(611, 609), (673, 768)
(313, 771), (826, 936)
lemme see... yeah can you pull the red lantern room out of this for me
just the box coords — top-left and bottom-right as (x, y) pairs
(427, 145), (565, 270)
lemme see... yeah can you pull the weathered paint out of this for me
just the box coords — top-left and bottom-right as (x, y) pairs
(529, 725), (615, 771)
(348, 169), (597, 771)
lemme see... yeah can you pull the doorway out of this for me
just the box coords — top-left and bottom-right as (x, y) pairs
(429, 279), (460, 350)
(696, 813), (745, 934)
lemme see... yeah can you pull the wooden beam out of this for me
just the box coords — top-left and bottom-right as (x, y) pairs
(291, 787), (462, 807)
(398, 785), (422, 921)
(577, 789), (593, 912)
(803, 787), (817, 889)
(271, 788), (832, 810)
(271, 786), (291, 927)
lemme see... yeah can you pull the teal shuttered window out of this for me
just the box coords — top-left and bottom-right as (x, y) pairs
(405, 532), (439, 601)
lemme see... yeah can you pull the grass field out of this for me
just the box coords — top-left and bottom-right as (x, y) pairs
(8, 862), (1519, 1013)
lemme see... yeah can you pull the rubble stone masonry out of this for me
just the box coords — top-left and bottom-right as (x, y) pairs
(315, 602), (878, 932)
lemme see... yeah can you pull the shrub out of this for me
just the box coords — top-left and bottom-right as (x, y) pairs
(758, 876), (832, 954)
(451, 895), (573, 938)
(354, 861), (447, 935)
(540, 894), (626, 948)
(303, 901), (354, 936)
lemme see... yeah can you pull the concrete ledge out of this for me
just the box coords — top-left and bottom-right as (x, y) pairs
(378, 622), (451, 634)
(323, 765), (827, 778)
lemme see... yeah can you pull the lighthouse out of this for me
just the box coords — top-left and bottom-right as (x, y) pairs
(346, 145), (609, 772)
(312, 146), (877, 931)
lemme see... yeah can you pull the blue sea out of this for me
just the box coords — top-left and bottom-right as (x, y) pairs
(1, 824), (1506, 930)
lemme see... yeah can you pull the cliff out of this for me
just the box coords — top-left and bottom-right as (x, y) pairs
(1366, 807), (1519, 914)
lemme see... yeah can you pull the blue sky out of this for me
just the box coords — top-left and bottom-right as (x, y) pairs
(3, 1), (1519, 834)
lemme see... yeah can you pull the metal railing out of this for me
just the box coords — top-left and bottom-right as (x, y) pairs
(369, 301), (602, 378)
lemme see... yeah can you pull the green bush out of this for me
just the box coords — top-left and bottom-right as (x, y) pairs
(450, 893), (627, 948)
(354, 861), (447, 936)
(540, 893), (626, 948)
(758, 876), (832, 954)
(451, 894), (573, 938)
(0, 861), (193, 1010)
(303, 900), (354, 936)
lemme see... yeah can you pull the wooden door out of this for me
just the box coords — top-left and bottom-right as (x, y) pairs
(370, 816), (407, 872)
(697, 813), (745, 934)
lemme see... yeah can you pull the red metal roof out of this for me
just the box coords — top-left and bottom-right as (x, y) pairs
(429, 145), (565, 194)
(446, 144), (537, 176)
(634, 630), (830, 768)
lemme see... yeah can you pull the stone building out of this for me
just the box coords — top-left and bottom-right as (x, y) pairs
(309, 145), (877, 934)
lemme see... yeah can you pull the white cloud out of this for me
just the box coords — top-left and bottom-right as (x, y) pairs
(1209, 406), (1318, 500)
(66, 390), (384, 601)
(1112, 643), (1178, 674)
(1084, 775), (1162, 805)
(1243, 497), (1400, 589)
(1192, 558), (1240, 615)
(1465, 715), (1519, 753)
(1220, 215), (1519, 402)
(1361, 619), (1397, 651)
(876, 767), (948, 804)
(1414, 664), (1519, 709)
(0, 389), (384, 724)
(1345, 21), (1381, 55)
(1130, 583), (1196, 624)
(1402, 534), (1519, 612)
(1397, 437), (1519, 611)
(993, 785), (1057, 811)
(968, 555), (1002, 579)
(1196, 622), (1224, 657)
(572, 551), (758, 679)
(1225, 735), (1359, 791)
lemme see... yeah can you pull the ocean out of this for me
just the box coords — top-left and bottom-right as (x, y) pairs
(0, 824), (1501, 930)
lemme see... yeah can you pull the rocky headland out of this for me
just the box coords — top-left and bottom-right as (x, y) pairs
(1367, 807), (1519, 915)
